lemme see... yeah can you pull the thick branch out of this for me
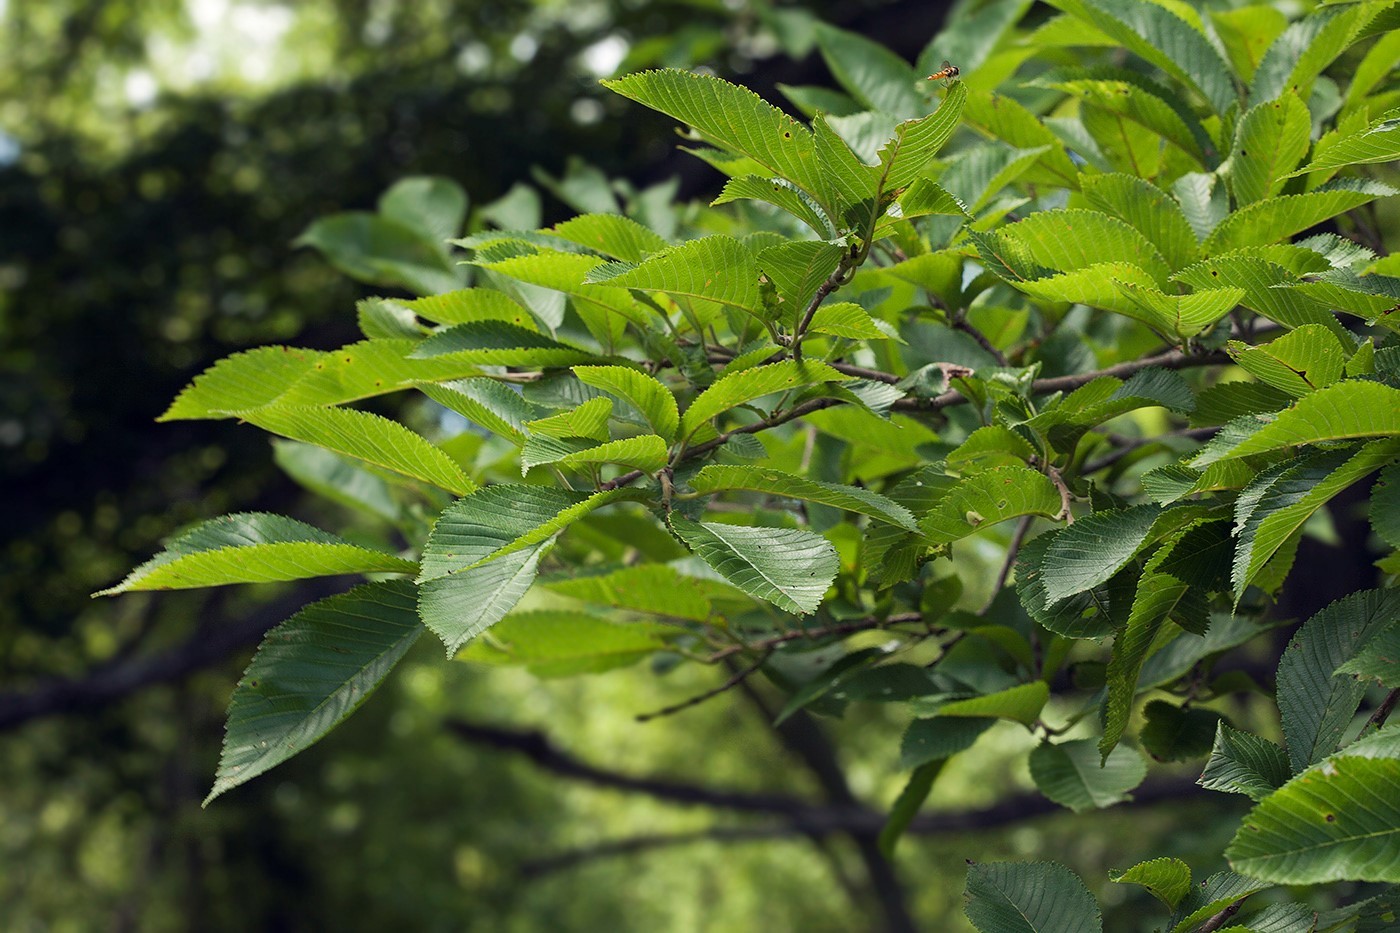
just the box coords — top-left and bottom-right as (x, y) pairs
(515, 774), (1210, 879)
(0, 585), (341, 732)
(444, 718), (819, 816)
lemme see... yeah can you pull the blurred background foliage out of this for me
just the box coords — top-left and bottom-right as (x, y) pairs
(0, 0), (1350, 929)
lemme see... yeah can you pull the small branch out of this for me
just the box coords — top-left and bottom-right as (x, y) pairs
(1047, 466), (1074, 524)
(516, 774), (1211, 879)
(1363, 687), (1400, 734)
(950, 309), (1009, 367)
(981, 515), (1033, 614)
(704, 613), (923, 664)
(635, 649), (774, 722)
(603, 349), (1230, 494)
(445, 718), (814, 815)
(792, 259), (854, 361)
(1080, 426), (1219, 474)
(1196, 896), (1247, 932)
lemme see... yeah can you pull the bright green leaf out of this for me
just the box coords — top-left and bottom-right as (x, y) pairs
(205, 580), (423, 804)
(669, 518), (838, 615)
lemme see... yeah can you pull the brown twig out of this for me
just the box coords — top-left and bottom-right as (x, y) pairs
(1363, 687), (1400, 734)
(635, 649), (775, 722)
(792, 259), (854, 361)
(704, 613), (924, 664)
(950, 308), (1009, 366)
(1197, 896), (1248, 932)
(981, 515), (1034, 614)
(1047, 466), (1074, 524)
(602, 348), (1229, 494)
(1080, 426), (1220, 474)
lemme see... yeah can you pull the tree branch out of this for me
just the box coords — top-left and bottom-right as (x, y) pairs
(635, 648), (774, 721)
(444, 718), (820, 816)
(512, 774), (1211, 879)
(1080, 427), (1220, 474)
(0, 584), (342, 732)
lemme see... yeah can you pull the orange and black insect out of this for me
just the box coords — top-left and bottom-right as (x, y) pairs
(928, 60), (961, 86)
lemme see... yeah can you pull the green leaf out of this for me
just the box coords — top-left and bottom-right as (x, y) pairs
(1052, 0), (1237, 115)
(549, 213), (669, 262)
(948, 426), (1037, 474)
(1250, 2), (1381, 104)
(391, 287), (534, 326)
(1277, 588), (1400, 772)
(1189, 380), (1294, 428)
(940, 143), (1055, 215)
(961, 90), (1080, 188)
(712, 175), (834, 236)
(1203, 180), (1397, 255)
(901, 717), (997, 769)
(416, 486), (635, 655)
(160, 347), (326, 421)
(419, 378), (548, 445)
(296, 213), (460, 295)
(921, 466), (1064, 544)
(1039, 72), (1207, 167)
(1292, 117), (1400, 177)
(1106, 523), (1230, 736)
(268, 339), (481, 409)
(1016, 532), (1124, 640)
(409, 320), (597, 367)
(1139, 699), (1225, 762)
(1212, 5), (1289, 84)
(1173, 254), (1343, 333)
(1190, 381), (1400, 466)
(998, 209), (1172, 284)
(1233, 440), (1400, 600)
(1109, 857), (1192, 910)
(875, 81), (968, 190)
(1226, 325), (1350, 397)
(879, 761), (943, 858)
(669, 518), (838, 615)
(1227, 729), (1400, 884)
(936, 682), (1049, 724)
(1168, 872), (1271, 933)
(477, 250), (652, 334)
(520, 434), (668, 476)
(573, 365), (680, 443)
(888, 178), (967, 226)
(964, 860), (1103, 933)
(543, 564), (713, 621)
(690, 465), (918, 530)
(272, 441), (402, 523)
(459, 610), (675, 677)
(1080, 173), (1199, 272)
(805, 301), (895, 341)
(205, 579), (423, 804)
(1199, 722), (1292, 801)
(603, 70), (825, 202)
(678, 360), (850, 440)
(594, 235), (763, 319)
(378, 176), (467, 247)
(96, 513), (417, 596)
(419, 486), (633, 582)
(525, 396), (614, 441)
(1029, 739), (1147, 813)
(1335, 623), (1400, 686)
(815, 22), (923, 119)
(757, 239), (845, 317)
(1028, 369), (1198, 453)
(1230, 93), (1311, 205)
(1039, 505), (1162, 604)
(240, 405), (475, 496)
